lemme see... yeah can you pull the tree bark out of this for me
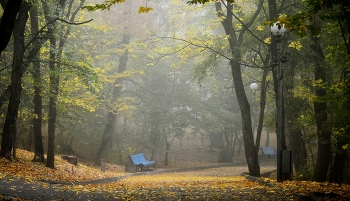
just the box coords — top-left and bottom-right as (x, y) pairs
(44, 0), (66, 168)
(284, 58), (307, 174)
(95, 20), (131, 166)
(310, 36), (332, 182)
(0, 2), (31, 160)
(0, 0), (23, 56)
(46, 36), (59, 168)
(30, 4), (45, 163)
(215, 1), (261, 177)
(329, 9), (350, 184)
(329, 142), (347, 183)
(255, 69), (268, 155)
(164, 140), (170, 166)
(0, 85), (11, 109)
(47, 0), (86, 165)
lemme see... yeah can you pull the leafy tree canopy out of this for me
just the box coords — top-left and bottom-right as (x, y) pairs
(272, 0), (350, 37)
(82, 0), (125, 11)
(82, 0), (235, 12)
(187, 0), (234, 4)
(82, 0), (152, 13)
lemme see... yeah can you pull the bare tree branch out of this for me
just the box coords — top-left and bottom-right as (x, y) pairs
(24, 18), (92, 50)
(220, 0), (268, 46)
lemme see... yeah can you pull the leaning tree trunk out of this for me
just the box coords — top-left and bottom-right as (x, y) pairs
(95, 25), (131, 166)
(255, 68), (268, 155)
(230, 59), (260, 176)
(215, 1), (261, 177)
(0, 0), (23, 56)
(0, 2), (31, 160)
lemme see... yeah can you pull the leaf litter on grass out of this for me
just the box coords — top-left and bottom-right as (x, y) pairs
(0, 149), (350, 200)
(0, 149), (128, 183)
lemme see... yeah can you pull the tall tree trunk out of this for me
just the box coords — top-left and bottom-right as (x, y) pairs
(223, 129), (233, 163)
(46, 36), (59, 168)
(30, 3), (45, 163)
(255, 69), (268, 155)
(215, 1), (261, 177)
(49, 0), (86, 162)
(0, 85), (11, 109)
(329, 142), (347, 183)
(0, 2), (31, 160)
(284, 58), (307, 174)
(0, 0), (23, 56)
(164, 140), (170, 166)
(43, 0), (86, 167)
(0, 0), (54, 159)
(150, 124), (160, 162)
(265, 129), (270, 147)
(95, 11), (131, 165)
(43, 0), (66, 168)
(310, 36), (332, 182)
(329, 12), (350, 184)
(13, 113), (23, 159)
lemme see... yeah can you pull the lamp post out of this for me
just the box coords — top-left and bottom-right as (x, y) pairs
(270, 22), (291, 182)
(250, 83), (258, 136)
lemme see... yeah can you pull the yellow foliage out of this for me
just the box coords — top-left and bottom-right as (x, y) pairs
(1, 149), (350, 200)
(256, 25), (264, 31)
(235, 23), (242, 29)
(288, 41), (303, 50)
(218, 15), (226, 22)
(138, 6), (153, 13)
(264, 37), (271, 44)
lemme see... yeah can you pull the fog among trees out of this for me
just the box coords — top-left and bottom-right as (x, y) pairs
(1, 0), (349, 184)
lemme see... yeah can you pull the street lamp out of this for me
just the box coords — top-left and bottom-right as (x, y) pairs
(250, 82), (258, 90)
(271, 22), (289, 79)
(250, 83), (258, 136)
(270, 22), (292, 182)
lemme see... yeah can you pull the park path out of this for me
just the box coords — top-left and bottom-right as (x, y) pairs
(0, 159), (277, 200)
(69, 159), (277, 185)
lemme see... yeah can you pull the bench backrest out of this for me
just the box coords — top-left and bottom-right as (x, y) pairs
(262, 146), (275, 154)
(130, 153), (147, 164)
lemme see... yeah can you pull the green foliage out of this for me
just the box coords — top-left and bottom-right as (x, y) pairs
(273, 0), (350, 37)
(82, 0), (125, 11)
(295, 162), (315, 181)
(83, 0), (152, 13)
(4, 0), (350, 180)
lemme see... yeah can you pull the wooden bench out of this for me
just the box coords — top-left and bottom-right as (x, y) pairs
(261, 146), (277, 159)
(129, 153), (156, 171)
(61, 155), (79, 165)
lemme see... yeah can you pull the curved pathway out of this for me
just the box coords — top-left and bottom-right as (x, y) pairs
(0, 160), (277, 200)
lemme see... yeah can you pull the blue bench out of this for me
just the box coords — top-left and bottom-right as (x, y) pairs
(129, 153), (156, 171)
(261, 146), (277, 158)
